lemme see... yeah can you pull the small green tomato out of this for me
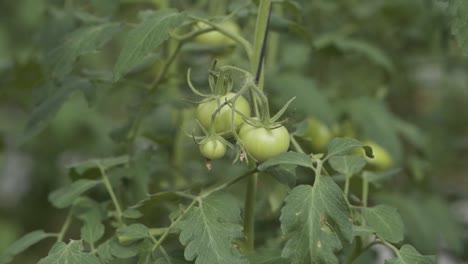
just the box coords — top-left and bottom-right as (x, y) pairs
(359, 140), (394, 171)
(305, 117), (334, 151)
(239, 123), (290, 162)
(196, 93), (251, 135)
(194, 21), (240, 46)
(199, 138), (227, 160)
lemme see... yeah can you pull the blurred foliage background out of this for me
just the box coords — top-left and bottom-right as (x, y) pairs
(0, 0), (467, 263)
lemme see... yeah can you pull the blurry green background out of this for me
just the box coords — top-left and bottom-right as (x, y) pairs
(0, 0), (467, 263)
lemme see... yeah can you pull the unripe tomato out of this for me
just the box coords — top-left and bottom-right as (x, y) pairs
(199, 138), (227, 160)
(239, 123), (290, 162)
(304, 117), (334, 151)
(358, 140), (394, 171)
(196, 93), (251, 135)
(194, 21), (240, 46)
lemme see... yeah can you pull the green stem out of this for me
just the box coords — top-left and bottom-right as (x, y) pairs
(57, 209), (73, 242)
(243, 173), (258, 252)
(290, 135), (306, 154)
(202, 169), (257, 198)
(377, 236), (403, 259)
(344, 176), (350, 200)
(362, 175), (369, 208)
(98, 164), (124, 225)
(344, 237), (362, 264)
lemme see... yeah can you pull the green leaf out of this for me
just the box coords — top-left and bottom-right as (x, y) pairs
(364, 169), (400, 188)
(67, 156), (129, 179)
(96, 239), (113, 263)
(49, 179), (102, 209)
(328, 155), (366, 178)
(122, 208), (143, 219)
(258, 152), (314, 170)
(346, 97), (402, 163)
(352, 225), (375, 238)
(80, 216), (104, 245)
(451, 0), (468, 55)
(280, 177), (352, 264)
(113, 9), (185, 81)
(38, 240), (100, 264)
(362, 205), (404, 243)
(247, 250), (290, 264)
(46, 22), (122, 79)
(270, 74), (335, 126)
(386, 245), (436, 264)
(262, 163), (297, 188)
(116, 224), (150, 245)
(0, 230), (53, 264)
(23, 77), (96, 142)
(108, 237), (141, 259)
(325, 138), (365, 159)
(178, 193), (247, 264)
(314, 34), (394, 72)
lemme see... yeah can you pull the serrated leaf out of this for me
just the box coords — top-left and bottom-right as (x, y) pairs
(108, 237), (141, 259)
(258, 152), (314, 170)
(248, 250), (290, 264)
(81, 217), (104, 245)
(280, 176), (352, 264)
(46, 22), (122, 79)
(67, 156), (129, 178)
(116, 224), (150, 244)
(96, 239), (113, 263)
(73, 198), (105, 244)
(451, 0), (468, 55)
(113, 9), (185, 81)
(38, 240), (100, 264)
(263, 163), (297, 188)
(325, 138), (365, 160)
(49, 179), (102, 208)
(362, 205), (404, 243)
(385, 245), (436, 264)
(0, 230), (53, 264)
(122, 208), (143, 219)
(315, 34), (394, 72)
(363, 169), (400, 188)
(328, 155), (366, 178)
(23, 77), (96, 142)
(270, 74), (335, 125)
(352, 225), (376, 237)
(178, 193), (247, 264)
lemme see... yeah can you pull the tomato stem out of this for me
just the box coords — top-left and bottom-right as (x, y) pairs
(243, 173), (258, 252)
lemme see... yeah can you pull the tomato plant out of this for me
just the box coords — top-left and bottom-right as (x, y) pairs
(0, 0), (466, 264)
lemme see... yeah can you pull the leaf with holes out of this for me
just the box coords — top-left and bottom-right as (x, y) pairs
(178, 193), (247, 264)
(280, 176), (352, 264)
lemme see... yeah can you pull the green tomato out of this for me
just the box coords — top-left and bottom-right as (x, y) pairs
(194, 21), (240, 46)
(196, 93), (251, 135)
(359, 140), (394, 171)
(239, 123), (290, 162)
(199, 138), (227, 160)
(304, 117), (334, 151)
